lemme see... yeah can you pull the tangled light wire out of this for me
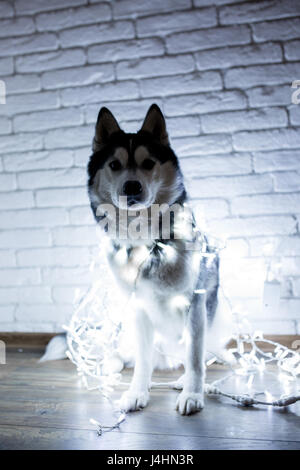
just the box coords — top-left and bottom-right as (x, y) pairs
(65, 229), (300, 435)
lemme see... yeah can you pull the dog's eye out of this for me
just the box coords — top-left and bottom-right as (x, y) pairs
(109, 160), (122, 171)
(142, 158), (155, 170)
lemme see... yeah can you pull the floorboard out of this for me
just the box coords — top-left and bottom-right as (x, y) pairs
(0, 348), (299, 450)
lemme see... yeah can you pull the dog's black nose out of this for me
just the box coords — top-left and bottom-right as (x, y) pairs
(123, 180), (142, 197)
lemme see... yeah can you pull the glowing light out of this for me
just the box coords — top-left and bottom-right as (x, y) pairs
(114, 246), (128, 266)
(156, 242), (177, 262)
(170, 295), (190, 310)
(66, 228), (300, 420)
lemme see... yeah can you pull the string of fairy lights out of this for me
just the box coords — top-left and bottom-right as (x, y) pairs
(64, 227), (300, 435)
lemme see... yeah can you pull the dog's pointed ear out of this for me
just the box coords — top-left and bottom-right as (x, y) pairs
(140, 104), (169, 146)
(93, 107), (121, 152)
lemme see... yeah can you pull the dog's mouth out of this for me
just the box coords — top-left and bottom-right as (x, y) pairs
(114, 194), (154, 211)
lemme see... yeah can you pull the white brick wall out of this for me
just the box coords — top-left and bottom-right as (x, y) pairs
(0, 0), (300, 334)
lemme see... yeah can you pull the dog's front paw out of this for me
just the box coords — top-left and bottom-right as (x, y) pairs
(175, 392), (204, 415)
(119, 389), (149, 412)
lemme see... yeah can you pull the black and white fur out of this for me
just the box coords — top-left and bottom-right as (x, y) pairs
(87, 104), (233, 415)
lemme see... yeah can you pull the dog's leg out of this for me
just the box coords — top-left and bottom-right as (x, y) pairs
(119, 308), (153, 412)
(176, 291), (206, 415)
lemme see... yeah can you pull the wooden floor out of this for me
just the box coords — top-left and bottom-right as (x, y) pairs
(0, 347), (299, 450)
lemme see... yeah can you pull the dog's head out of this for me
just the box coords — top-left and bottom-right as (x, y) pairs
(87, 104), (186, 221)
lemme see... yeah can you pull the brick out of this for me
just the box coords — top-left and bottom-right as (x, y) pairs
(220, 238), (250, 258)
(85, 99), (163, 123)
(0, 229), (51, 248)
(0, 250), (16, 267)
(137, 9), (217, 37)
(289, 105), (300, 125)
(285, 40), (300, 60)
(0, 34), (58, 58)
(0, 208), (69, 229)
(253, 150), (300, 173)
(247, 320), (296, 335)
(225, 64), (300, 89)
(273, 171), (300, 192)
(189, 174), (272, 198)
(119, 120), (141, 133)
(69, 206), (95, 226)
(36, 3), (111, 31)
(180, 153), (252, 177)
(232, 194), (300, 216)
(140, 72), (222, 98)
(15, 304), (74, 324)
(3, 150), (74, 172)
(88, 38), (164, 64)
(13, 108), (83, 133)
(117, 116), (200, 139)
(36, 187), (89, 208)
(116, 55), (194, 80)
(208, 215), (297, 237)
(53, 226), (98, 246)
(201, 108), (287, 133)
(18, 168), (85, 190)
(196, 43), (282, 71)
(15, 0), (87, 15)
(164, 90), (247, 117)
(0, 17), (35, 38)
(278, 300), (300, 321)
(52, 286), (86, 303)
(16, 49), (86, 73)
(252, 18), (300, 43)
(0, 57), (13, 76)
(233, 128), (300, 152)
(166, 25), (250, 54)
(113, 0), (191, 18)
(247, 86), (291, 108)
(292, 278), (300, 297)
(220, 0), (300, 25)
(0, 321), (59, 332)
(223, 278), (264, 299)
(42, 64), (114, 90)
(44, 126), (93, 150)
(0, 133), (43, 153)
(190, 198), (229, 219)
(0, 306), (15, 323)
(61, 81), (138, 107)
(0, 173), (16, 191)
(0, 269), (41, 286)
(0, 117), (12, 135)
(17, 247), (91, 267)
(173, 134), (232, 157)
(0, 286), (51, 304)
(73, 147), (91, 167)
(194, 0), (243, 5)
(59, 21), (134, 48)
(5, 74), (41, 95)
(249, 236), (300, 257)
(103, 116), (199, 141)
(42, 266), (90, 285)
(0, 1), (14, 18)
(1, 91), (59, 117)
(0, 191), (34, 210)
(164, 116), (200, 138)
(281, 258), (300, 277)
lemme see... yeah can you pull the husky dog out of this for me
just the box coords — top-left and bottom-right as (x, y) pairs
(87, 104), (232, 415)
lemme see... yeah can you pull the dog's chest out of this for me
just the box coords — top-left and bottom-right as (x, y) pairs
(107, 241), (199, 333)
(108, 242), (196, 293)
